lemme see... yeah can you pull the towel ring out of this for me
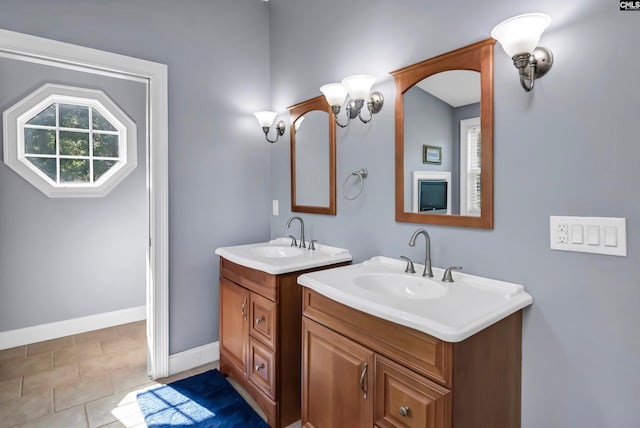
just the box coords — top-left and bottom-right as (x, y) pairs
(342, 168), (368, 200)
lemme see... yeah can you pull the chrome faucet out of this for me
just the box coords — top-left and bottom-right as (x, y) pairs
(286, 216), (306, 248)
(408, 228), (433, 277)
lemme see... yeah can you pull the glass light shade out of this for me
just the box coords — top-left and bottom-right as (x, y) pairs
(320, 83), (348, 107)
(253, 110), (277, 127)
(491, 13), (551, 57)
(294, 116), (305, 131)
(341, 75), (376, 100)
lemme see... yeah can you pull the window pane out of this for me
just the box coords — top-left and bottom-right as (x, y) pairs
(60, 131), (89, 156)
(26, 157), (56, 181)
(60, 158), (90, 182)
(24, 128), (56, 155)
(59, 104), (89, 129)
(92, 108), (117, 131)
(26, 104), (56, 126)
(93, 134), (119, 157)
(94, 160), (117, 181)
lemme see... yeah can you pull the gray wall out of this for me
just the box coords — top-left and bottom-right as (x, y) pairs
(0, 58), (147, 331)
(0, 0), (272, 354)
(403, 87), (454, 212)
(268, 1), (639, 427)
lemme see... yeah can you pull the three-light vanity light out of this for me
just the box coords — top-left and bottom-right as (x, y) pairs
(491, 13), (553, 92)
(320, 74), (384, 128)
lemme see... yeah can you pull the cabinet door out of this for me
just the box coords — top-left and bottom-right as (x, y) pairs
(220, 277), (249, 375)
(302, 317), (374, 428)
(375, 356), (451, 428)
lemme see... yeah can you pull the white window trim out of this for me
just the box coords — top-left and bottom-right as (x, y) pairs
(0, 29), (169, 379)
(4, 84), (137, 197)
(460, 116), (481, 216)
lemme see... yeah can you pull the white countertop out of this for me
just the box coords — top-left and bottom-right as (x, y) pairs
(297, 256), (533, 342)
(215, 238), (352, 275)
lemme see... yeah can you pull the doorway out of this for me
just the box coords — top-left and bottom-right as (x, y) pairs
(0, 29), (169, 378)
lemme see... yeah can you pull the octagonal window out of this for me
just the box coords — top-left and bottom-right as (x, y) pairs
(3, 84), (137, 197)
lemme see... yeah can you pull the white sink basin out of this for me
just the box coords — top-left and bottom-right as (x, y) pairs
(250, 246), (303, 258)
(354, 273), (448, 300)
(298, 256), (532, 342)
(215, 238), (352, 274)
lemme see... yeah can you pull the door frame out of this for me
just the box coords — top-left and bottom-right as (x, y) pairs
(0, 28), (170, 378)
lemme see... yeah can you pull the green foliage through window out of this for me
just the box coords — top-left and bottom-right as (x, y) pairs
(23, 102), (121, 184)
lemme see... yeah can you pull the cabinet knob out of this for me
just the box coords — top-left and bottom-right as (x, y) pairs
(399, 406), (410, 417)
(255, 317), (263, 324)
(255, 363), (264, 372)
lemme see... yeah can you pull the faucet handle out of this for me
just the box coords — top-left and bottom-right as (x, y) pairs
(441, 266), (463, 282)
(309, 240), (318, 250)
(399, 256), (416, 274)
(288, 235), (297, 247)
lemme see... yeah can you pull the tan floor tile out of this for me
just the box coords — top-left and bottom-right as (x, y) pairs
(54, 341), (103, 367)
(0, 346), (26, 362)
(115, 321), (145, 338)
(125, 347), (147, 368)
(109, 365), (152, 392)
(86, 386), (149, 428)
(19, 404), (88, 428)
(23, 364), (79, 392)
(0, 376), (22, 403)
(0, 353), (52, 381)
(74, 327), (118, 344)
(100, 334), (145, 356)
(78, 352), (130, 379)
(0, 388), (53, 427)
(54, 375), (114, 411)
(26, 336), (74, 357)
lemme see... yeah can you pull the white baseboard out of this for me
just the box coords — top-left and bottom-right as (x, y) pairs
(0, 305), (146, 350)
(169, 342), (220, 376)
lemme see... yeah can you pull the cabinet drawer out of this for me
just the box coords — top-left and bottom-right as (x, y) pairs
(249, 338), (276, 400)
(374, 356), (451, 428)
(220, 257), (277, 301)
(303, 288), (452, 386)
(250, 292), (277, 349)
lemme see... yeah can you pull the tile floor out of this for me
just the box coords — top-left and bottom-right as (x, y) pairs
(0, 321), (300, 428)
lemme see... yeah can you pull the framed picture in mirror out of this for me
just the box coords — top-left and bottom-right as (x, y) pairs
(423, 145), (442, 164)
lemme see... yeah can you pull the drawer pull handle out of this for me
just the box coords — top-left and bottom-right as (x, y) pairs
(241, 298), (247, 320)
(359, 362), (368, 400)
(255, 363), (265, 372)
(255, 317), (263, 324)
(399, 406), (410, 417)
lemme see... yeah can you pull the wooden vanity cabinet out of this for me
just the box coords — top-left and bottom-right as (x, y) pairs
(301, 288), (523, 428)
(218, 257), (349, 428)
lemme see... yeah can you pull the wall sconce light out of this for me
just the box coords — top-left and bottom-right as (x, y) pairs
(491, 13), (553, 92)
(253, 111), (286, 144)
(320, 74), (384, 128)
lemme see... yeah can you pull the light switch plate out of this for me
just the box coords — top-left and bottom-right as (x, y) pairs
(550, 216), (626, 256)
(272, 200), (279, 216)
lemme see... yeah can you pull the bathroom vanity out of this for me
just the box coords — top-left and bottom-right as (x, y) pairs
(215, 239), (352, 428)
(298, 257), (532, 428)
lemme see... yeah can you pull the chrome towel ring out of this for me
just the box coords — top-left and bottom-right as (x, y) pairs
(342, 168), (368, 200)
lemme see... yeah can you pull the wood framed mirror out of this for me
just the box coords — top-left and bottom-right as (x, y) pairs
(288, 95), (336, 215)
(392, 38), (495, 228)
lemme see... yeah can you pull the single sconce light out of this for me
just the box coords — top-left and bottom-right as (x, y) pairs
(491, 13), (553, 92)
(320, 74), (384, 128)
(253, 111), (286, 144)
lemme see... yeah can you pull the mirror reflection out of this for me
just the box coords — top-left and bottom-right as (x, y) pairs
(392, 38), (495, 229)
(288, 95), (336, 215)
(294, 110), (330, 207)
(403, 70), (481, 216)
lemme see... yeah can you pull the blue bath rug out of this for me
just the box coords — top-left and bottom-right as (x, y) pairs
(136, 369), (269, 427)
